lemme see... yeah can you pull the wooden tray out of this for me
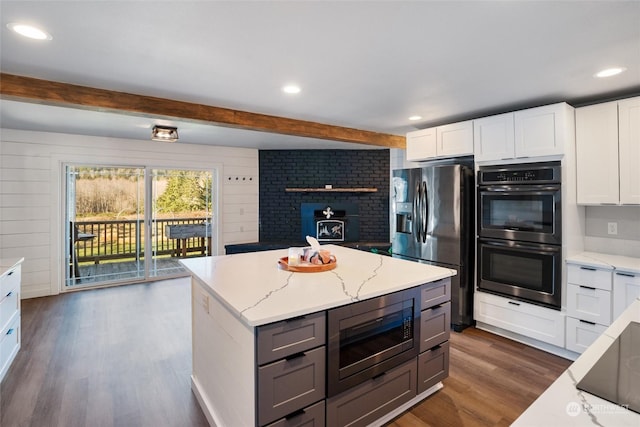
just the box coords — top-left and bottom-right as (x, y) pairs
(277, 256), (337, 273)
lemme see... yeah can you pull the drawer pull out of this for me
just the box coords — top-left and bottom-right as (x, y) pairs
(285, 409), (305, 420)
(508, 301), (521, 306)
(616, 272), (636, 278)
(579, 285), (596, 291)
(579, 266), (597, 271)
(7, 271), (14, 276)
(285, 351), (306, 361)
(285, 315), (306, 322)
(6, 328), (15, 335)
(6, 291), (13, 297)
(372, 372), (386, 381)
(579, 319), (596, 326)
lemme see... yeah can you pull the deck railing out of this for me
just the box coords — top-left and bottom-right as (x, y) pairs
(74, 218), (209, 263)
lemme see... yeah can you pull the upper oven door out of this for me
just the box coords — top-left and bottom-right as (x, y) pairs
(478, 184), (561, 245)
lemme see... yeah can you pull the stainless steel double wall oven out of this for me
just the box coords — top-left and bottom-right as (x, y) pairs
(477, 161), (562, 309)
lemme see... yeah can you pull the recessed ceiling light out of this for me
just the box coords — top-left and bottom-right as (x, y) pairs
(594, 67), (626, 78)
(7, 23), (52, 40)
(408, 115), (422, 121)
(282, 85), (301, 94)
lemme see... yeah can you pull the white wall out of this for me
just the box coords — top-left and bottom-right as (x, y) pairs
(0, 128), (259, 298)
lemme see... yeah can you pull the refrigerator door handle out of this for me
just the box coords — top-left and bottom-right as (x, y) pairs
(413, 181), (421, 243)
(419, 181), (427, 242)
(422, 180), (429, 239)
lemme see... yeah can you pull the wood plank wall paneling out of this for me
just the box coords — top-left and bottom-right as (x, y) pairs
(0, 128), (259, 298)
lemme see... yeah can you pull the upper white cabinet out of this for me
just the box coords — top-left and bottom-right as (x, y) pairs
(473, 112), (515, 162)
(474, 103), (573, 162)
(619, 97), (640, 204)
(575, 96), (640, 205)
(406, 120), (473, 161)
(406, 127), (436, 161)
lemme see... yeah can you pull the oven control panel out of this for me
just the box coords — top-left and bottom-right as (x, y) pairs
(478, 161), (561, 185)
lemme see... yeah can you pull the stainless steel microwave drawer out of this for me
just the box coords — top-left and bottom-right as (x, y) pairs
(420, 278), (451, 310)
(257, 311), (326, 365)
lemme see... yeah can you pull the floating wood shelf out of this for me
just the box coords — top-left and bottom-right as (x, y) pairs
(285, 187), (378, 193)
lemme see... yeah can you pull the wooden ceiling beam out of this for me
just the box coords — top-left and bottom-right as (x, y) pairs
(0, 73), (405, 149)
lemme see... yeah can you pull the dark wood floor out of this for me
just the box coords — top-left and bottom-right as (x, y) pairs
(1, 279), (571, 427)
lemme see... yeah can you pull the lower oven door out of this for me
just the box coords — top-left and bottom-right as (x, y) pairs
(477, 238), (561, 309)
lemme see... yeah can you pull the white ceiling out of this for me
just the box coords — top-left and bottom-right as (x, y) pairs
(1, 1), (639, 150)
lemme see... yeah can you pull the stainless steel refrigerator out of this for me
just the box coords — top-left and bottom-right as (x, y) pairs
(392, 163), (474, 331)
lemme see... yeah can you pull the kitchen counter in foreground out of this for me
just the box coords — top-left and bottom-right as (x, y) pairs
(513, 297), (640, 426)
(181, 245), (456, 427)
(181, 244), (454, 326)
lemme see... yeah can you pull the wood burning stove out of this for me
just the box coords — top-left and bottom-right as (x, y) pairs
(301, 203), (360, 243)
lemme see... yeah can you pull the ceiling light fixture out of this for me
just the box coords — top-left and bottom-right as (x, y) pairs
(594, 67), (627, 78)
(282, 85), (301, 94)
(151, 125), (179, 142)
(408, 115), (422, 121)
(7, 23), (52, 40)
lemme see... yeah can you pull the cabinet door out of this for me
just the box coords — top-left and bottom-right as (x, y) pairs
(618, 96), (640, 204)
(613, 271), (640, 320)
(575, 102), (620, 204)
(566, 317), (607, 354)
(436, 120), (473, 157)
(566, 284), (612, 326)
(417, 342), (449, 394)
(473, 112), (515, 162)
(257, 346), (325, 426)
(420, 302), (451, 352)
(514, 103), (568, 158)
(406, 128), (436, 161)
(326, 359), (416, 427)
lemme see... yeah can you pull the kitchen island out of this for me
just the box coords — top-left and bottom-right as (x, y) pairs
(181, 245), (456, 427)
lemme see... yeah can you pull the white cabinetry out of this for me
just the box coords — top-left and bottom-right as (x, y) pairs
(619, 97), (640, 204)
(473, 102), (572, 162)
(406, 127), (436, 161)
(575, 96), (640, 205)
(406, 120), (473, 161)
(474, 291), (565, 347)
(1, 259), (22, 383)
(473, 112), (515, 162)
(613, 271), (640, 320)
(565, 263), (613, 354)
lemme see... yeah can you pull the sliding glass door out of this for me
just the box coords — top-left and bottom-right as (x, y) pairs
(149, 169), (213, 278)
(65, 165), (214, 288)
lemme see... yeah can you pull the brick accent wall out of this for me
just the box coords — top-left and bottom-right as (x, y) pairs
(259, 150), (390, 242)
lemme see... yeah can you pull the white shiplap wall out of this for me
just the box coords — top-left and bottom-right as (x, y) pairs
(0, 128), (259, 299)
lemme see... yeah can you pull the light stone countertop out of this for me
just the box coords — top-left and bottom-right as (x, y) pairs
(566, 252), (640, 274)
(180, 244), (455, 327)
(513, 297), (640, 426)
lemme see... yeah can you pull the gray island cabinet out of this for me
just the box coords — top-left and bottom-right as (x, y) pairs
(181, 245), (455, 427)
